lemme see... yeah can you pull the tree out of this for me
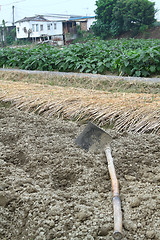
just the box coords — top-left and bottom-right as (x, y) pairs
(0, 20), (16, 45)
(6, 28), (16, 45)
(92, 0), (117, 38)
(92, 0), (156, 38)
(114, 0), (156, 34)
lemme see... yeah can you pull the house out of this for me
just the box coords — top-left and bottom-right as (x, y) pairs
(69, 16), (95, 31)
(15, 14), (95, 45)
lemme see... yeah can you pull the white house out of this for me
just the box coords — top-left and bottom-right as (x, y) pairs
(16, 15), (64, 44)
(15, 14), (95, 45)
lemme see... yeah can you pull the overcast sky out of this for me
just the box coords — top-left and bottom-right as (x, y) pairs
(0, 0), (160, 26)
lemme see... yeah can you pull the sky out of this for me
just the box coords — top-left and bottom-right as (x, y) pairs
(0, 0), (160, 26)
(0, 0), (96, 25)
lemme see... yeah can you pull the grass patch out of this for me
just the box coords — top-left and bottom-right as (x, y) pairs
(0, 70), (160, 94)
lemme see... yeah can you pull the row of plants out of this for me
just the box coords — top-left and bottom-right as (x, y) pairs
(0, 39), (160, 77)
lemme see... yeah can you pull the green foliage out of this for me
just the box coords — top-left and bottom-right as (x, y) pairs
(0, 20), (16, 46)
(153, 21), (160, 27)
(92, 0), (156, 37)
(72, 32), (98, 43)
(0, 39), (160, 77)
(92, 0), (117, 37)
(6, 28), (16, 45)
(95, 0), (117, 24)
(76, 25), (85, 38)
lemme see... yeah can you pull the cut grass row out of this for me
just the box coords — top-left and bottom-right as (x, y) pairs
(0, 72), (159, 134)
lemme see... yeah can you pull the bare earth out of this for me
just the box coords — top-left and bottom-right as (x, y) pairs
(0, 107), (160, 240)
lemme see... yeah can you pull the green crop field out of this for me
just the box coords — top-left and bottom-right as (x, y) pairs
(0, 39), (160, 77)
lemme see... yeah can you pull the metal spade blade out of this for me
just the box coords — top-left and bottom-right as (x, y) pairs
(75, 122), (112, 152)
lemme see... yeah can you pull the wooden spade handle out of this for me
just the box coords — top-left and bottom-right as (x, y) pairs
(105, 146), (123, 240)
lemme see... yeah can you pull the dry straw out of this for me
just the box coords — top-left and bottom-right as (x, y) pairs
(0, 80), (159, 134)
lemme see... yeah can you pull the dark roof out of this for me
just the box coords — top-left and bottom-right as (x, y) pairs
(15, 15), (49, 23)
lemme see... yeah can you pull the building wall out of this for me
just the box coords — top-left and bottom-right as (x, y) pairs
(80, 21), (87, 31)
(16, 20), (63, 39)
(52, 22), (63, 36)
(87, 18), (95, 30)
(16, 21), (30, 39)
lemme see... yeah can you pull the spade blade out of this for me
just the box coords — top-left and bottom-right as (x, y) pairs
(75, 122), (112, 152)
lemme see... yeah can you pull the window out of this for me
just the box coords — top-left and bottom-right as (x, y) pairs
(32, 24), (35, 32)
(54, 23), (57, 30)
(36, 24), (39, 32)
(47, 24), (50, 30)
(23, 27), (27, 33)
(17, 27), (20, 33)
(40, 24), (43, 31)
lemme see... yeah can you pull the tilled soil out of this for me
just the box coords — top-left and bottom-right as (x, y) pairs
(0, 107), (160, 240)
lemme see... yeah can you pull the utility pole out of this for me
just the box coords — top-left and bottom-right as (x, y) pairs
(12, 5), (15, 26)
(83, 7), (89, 16)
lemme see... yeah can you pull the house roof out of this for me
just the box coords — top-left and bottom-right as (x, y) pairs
(69, 16), (95, 21)
(44, 14), (83, 18)
(43, 14), (85, 21)
(15, 15), (49, 23)
(15, 14), (95, 23)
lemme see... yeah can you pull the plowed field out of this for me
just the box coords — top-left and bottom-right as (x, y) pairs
(0, 107), (159, 240)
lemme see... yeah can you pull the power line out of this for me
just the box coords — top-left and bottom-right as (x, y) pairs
(0, 0), (26, 7)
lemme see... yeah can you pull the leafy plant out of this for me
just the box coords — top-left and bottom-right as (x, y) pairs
(0, 39), (160, 77)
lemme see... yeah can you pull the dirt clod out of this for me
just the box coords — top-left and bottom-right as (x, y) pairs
(146, 230), (155, 239)
(78, 211), (90, 221)
(0, 194), (8, 207)
(130, 197), (141, 208)
(98, 224), (112, 236)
